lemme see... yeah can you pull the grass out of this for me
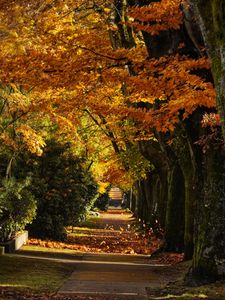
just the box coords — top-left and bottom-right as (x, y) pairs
(145, 260), (225, 300)
(147, 279), (225, 300)
(20, 244), (82, 255)
(75, 217), (105, 229)
(0, 254), (74, 293)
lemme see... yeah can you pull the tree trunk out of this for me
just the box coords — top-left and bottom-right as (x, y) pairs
(138, 140), (169, 229)
(189, 137), (225, 282)
(157, 171), (168, 229)
(189, 0), (225, 139)
(172, 124), (197, 260)
(137, 180), (148, 222)
(164, 163), (185, 252)
(142, 172), (154, 224)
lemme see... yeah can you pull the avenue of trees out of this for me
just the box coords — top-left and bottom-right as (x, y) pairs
(0, 0), (225, 284)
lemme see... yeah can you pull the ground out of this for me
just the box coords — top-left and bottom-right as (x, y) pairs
(0, 209), (224, 299)
(26, 209), (162, 256)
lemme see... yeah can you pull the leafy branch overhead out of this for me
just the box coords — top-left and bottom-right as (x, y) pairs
(0, 1), (216, 180)
(0, 0), (225, 286)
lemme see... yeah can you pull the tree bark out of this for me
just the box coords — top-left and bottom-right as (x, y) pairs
(189, 0), (225, 139)
(164, 162), (185, 252)
(188, 135), (225, 282)
(171, 123), (197, 259)
(139, 140), (169, 228)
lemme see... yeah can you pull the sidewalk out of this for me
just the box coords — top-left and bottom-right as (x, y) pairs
(14, 209), (181, 299)
(56, 254), (170, 300)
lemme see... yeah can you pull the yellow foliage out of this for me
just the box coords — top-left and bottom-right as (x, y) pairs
(98, 182), (110, 194)
(16, 125), (46, 156)
(0, 0), (217, 187)
(0, 132), (18, 150)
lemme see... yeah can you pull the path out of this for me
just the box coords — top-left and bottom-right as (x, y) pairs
(55, 209), (182, 299)
(19, 209), (184, 299)
(27, 208), (160, 255)
(58, 255), (169, 299)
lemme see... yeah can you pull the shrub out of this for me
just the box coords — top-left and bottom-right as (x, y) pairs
(0, 177), (37, 242)
(25, 140), (98, 241)
(94, 192), (109, 211)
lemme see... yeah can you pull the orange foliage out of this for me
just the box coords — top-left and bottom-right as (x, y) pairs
(0, 0), (216, 184)
(27, 210), (161, 255)
(201, 113), (221, 128)
(128, 0), (184, 35)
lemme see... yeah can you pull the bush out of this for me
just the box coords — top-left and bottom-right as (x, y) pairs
(0, 177), (36, 242)
(94, 192), (109, 211)
(29, 213), (67, 241)
(24, 140), (98, 241)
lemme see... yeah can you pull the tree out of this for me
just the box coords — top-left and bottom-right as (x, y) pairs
(15, 139), (98, 241)
(109, 0), (214, 261)
(0, 0), (225, 283)
(188, 0), (225, 140)
(0, 177), (36, 242)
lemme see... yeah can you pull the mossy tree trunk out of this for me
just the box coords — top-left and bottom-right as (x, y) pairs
(164, 162), (185, 252)
(130, 188), (137, 213)
(190, 0), (225, 139)
(172, 124), (197, 260)
(142, 172), (155, 224)
(157, 171), (168, 229)
(190, 135), (225, 282)
(139, 138), (186, 251)
(139, 140), (169, 229)
(137, 179), (149, 222)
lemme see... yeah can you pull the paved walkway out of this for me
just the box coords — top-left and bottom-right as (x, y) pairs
(15, 251), (169, 299)
(57, 254), (169, 299)
(14, 250), (183, 300)
(17, 209), (182, 299)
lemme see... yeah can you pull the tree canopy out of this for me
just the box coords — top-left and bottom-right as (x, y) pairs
(0, 0), (225, 284)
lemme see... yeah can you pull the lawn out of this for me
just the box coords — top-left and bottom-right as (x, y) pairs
(0, 254), (74, 296)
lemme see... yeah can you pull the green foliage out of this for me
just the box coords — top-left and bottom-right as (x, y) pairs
(21, 140), (98, 241)
(119, 144), (151, 182)
(0, 177), (37, 242)
(94, 192), (110, 211)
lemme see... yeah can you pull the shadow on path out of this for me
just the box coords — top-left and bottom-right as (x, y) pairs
(16, 209), (185, 299)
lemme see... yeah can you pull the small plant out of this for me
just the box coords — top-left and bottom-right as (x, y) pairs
(0, 177), (36, 242)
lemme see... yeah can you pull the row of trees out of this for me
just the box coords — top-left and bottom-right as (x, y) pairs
(0, 0), (224, 284)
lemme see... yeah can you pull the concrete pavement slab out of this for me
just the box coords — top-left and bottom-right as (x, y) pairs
(59, 280), (148, 299)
